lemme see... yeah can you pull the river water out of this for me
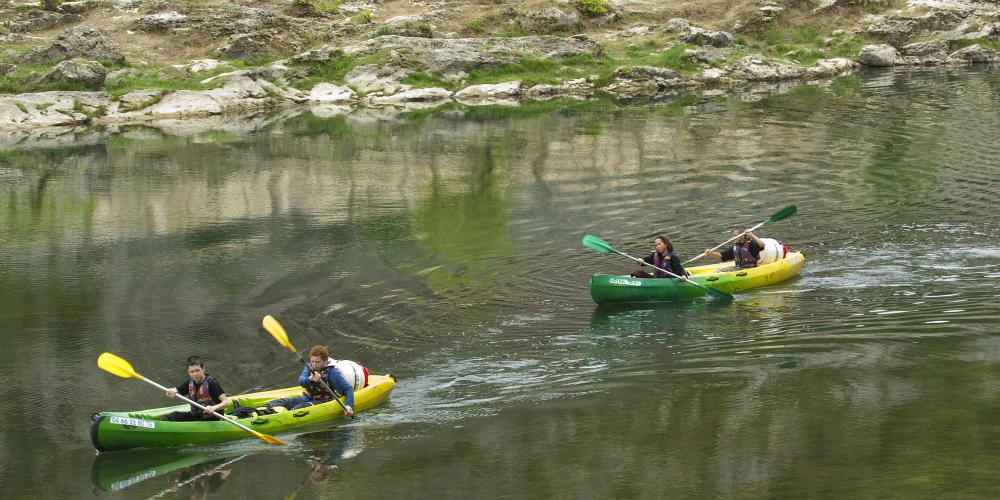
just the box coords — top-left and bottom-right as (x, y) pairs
(2, 66), (999, 499)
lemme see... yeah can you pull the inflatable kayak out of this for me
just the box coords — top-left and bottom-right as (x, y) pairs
(589, 252), (805, 304)
(91, 374), (395, 451)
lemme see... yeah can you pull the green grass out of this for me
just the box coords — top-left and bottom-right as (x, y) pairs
(373, 25), (394, 37)
(951, 38), (1000, 52)
(401, 71), (451, 88)
(314, 0), (339, 14)
(575, 0), (609, 16)
(290, 53), (381, 90)
(498, 22), (530, 38)
(351, 10), (372, 24)
(466, 19), (485, 33)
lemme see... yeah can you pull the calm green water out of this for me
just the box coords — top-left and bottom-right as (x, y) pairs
(2, 66), (1000, 499)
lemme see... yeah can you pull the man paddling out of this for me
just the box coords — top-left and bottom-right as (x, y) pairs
(163, 355), (230, 421)
(703, 226), (766, 269)
(262, 345), (355, 417)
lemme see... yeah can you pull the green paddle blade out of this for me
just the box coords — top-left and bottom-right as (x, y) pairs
(582, 234), (615, 253)
(764, 205), (796, 223)
(700, 284), (734, 301)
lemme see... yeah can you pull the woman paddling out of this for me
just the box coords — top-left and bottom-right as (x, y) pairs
(631, 235), (687, 279)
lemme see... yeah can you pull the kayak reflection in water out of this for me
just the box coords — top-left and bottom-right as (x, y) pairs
(631, 235), (687, 280)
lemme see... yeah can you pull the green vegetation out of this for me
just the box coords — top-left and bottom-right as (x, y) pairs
(951, 38), (1000, 52)
(401, 71), (451, 88)
(119, 92), (164, 112)
(290, 53), (381, 90)
(498, 21), (530, 38)
(396, 43), (701, 92)
(575, 0), (609, 16)
(103, 66), (233, 97)
(373, 25), (394, 37)
(466, 19), (485, 33)
(39, 0), (63, 11)
(315, 0), (340, 14)
(351, 10), (372, 24)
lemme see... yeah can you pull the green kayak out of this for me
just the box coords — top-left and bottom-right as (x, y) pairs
(589, 252), (805, 304)
(91, 374), (395, 451)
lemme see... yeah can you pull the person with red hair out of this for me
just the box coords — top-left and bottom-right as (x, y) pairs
(261, 345), (357, 417)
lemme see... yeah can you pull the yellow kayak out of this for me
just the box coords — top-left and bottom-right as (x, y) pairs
(589, 252), (805, 303)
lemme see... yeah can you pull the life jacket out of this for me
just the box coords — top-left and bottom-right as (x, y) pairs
(733, 240), (758, 269)
(651, 251), (671, 278)
(306, 364), (338, 402)
(187, 375), (218, 416)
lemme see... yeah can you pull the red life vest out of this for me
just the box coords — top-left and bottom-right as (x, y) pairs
(187, 375), (218, 415)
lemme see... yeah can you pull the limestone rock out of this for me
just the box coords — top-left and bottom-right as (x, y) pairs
(216, 34), (270, 59)
(805, 58), (856, 78)
(866, 17), (919, 42)
(131, 12), (188, 33)
(683, 27), (734, 48)
(38, 59), (108, 89)
(308, 83), (355, 103)
(344, 64), (412, 95)
(298, 35), (601, 78)
(727, 57), (803, 81)
(519, 7), (581, 34)
(369, 87), (452, 106)
(949, 44), (994, 63)
(9, 9), (81, 33)
(664, 18), (690, 33)
(455, 81), (522, 103)
(857, 44), (899, 67)
(20, 27), (126, 65)
(143, 91), (223, 116)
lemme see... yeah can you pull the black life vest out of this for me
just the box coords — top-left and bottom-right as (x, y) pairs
(306, 367), (337, 402)
(187, 375), (218, 415)
(733, 240), (758, 269)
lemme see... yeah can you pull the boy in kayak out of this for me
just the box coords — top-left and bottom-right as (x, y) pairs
(262, 345), (355, 417)
(163, 355), (230, 421)
(703, 226), (766, 269)
(631, 235), (687, 279)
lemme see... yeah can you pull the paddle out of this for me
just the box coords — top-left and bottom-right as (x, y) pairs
(261, 314), (355, 419)
(682, 205), (797, 266)
(581, 234), (734, 301)
(96, 352), (286, 446)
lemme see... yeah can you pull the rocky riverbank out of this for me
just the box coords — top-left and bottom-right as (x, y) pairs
(0, 0), (997, 131)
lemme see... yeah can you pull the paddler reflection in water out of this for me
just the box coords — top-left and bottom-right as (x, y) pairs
(631, 235), (687, 280)
(260, 345), (366, 417)
(304, 428), (364, 484)
(163, 356), (230, 421)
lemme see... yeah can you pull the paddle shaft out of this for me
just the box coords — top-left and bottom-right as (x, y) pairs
(682, 221), (766, 266)
(294, 354), (355, 419)
(139, 377), (260, 436)
(148, 454), (248, 500)
(613, 248), (723, 297)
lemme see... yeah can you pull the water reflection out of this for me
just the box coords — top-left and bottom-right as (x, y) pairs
(90, 449), (245, 496)
(3, 66), (1000, 498)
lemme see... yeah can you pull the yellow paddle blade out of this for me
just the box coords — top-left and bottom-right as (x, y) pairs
(252, 430), (287, 446)
(97, 352), (143, 380)
(262, 315), (296, 353)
